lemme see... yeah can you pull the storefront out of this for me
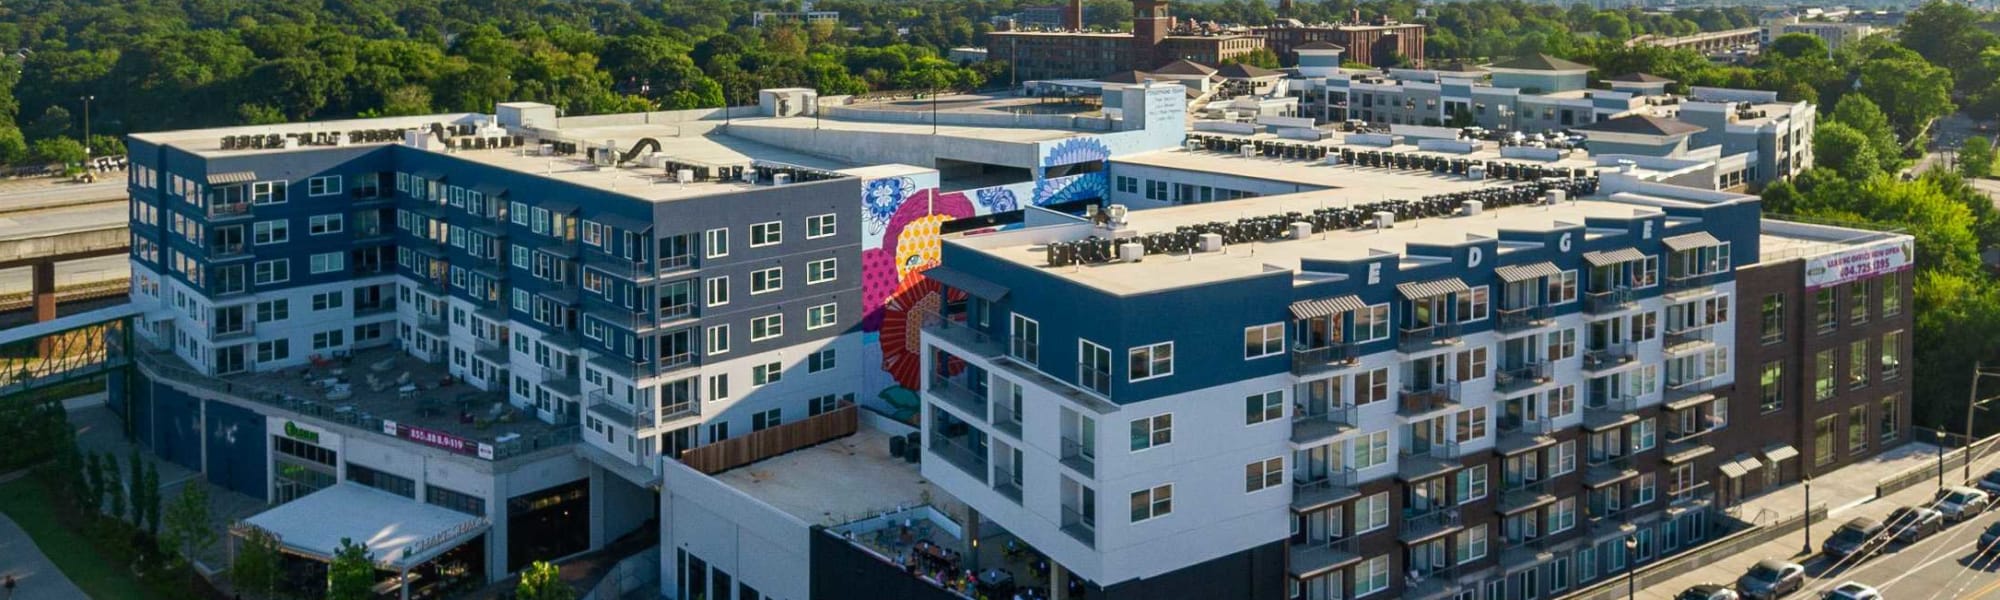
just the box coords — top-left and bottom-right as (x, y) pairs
(269, 417), (340, 505)
(505, 478), (590, 571)
(237, 483), (491, 599)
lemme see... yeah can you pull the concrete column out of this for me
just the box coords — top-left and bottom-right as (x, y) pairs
(33, 260), (56, 356)
(964, 507), (983, 572)
(1051, 562), (1068, 600)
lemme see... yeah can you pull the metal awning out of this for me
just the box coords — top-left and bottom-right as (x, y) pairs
(1584, 248), (1647, 266)
(1396, 277), (1470, 299)
(1662, 231), (1722, 252)
(1289, 295), (1367, 320)
(1494, 262), (1561, 283)
(1720, 454), (1763, 478)
(591, 212), (653, 233)
(472, 182), (508, 198)
(207, 171), (257, 185)
(1719, 460), (1750, 479)
(923, 266), (1010, 301)
(1763, 443), (1799, 464)
(540, 199), (579, 214)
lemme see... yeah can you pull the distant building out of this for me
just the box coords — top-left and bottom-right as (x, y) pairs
(1763, 18), (1877, 53)
(987, 0), (1271, 81)
(1252, 14), (1429, 68)
(753, 0), (839, 27)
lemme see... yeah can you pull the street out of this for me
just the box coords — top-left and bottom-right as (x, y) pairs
(1800, 510), (2000, 599)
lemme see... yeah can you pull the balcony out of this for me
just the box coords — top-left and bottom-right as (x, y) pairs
(994, 476), (1023, 503)
(418, 313), (448, 335)
(473, 337), (507, 363)
(1581, 344), (1635, 373)
(1399, 441), (1463, 481)
(1075, 362), (1113, 400)
(583, 247), (661, 283)
(932, 433), (992, 484)
(657, 400), (700, 429)
(1499, 537), (1555, 572)
(926, 371), (989, 420)
(541, 367), (581, 396)
(586, 390), (654, 430)
(211, 320), (254, 341)
(1291, 404), (1357, 447)
(1060, 505), (1095, 548)
(1665, 435), (1716, 465)
(992, 402), (1024, 440)
(1400, 322), (1462, 353)
(417, 274), (448, 295)
(1497, 417), (1558, 455)
(1499, 479), (1558, 514)
(1397, 382), (1460, 416)
(922, 315), (1005, 359)
(1291, 468), (1359, 512)
(1663, 326), (1714, 354)
(209, 242), (251, 261)
(1406, 565), (1465, 600)
(1059, 437), (1095, 478)
(1666, 272), (1723, 296)
(1584, 288), (1634, 315)
(1583, 456), (1638, 488)
(1670, 480), (1715, 508)
(1290, 343), (1359, 377)
(208, 202), (252, 222)
(1398, 505), (1465, 543)
(1287, 537), (1360, 579)
(1494, 362), (1552, 395)
(1664, 378), (1723, 407)
(1496, 305), (1553, 334)
(354, 300), (396, 317)
(351, 225), (393, 244)
(1583, 393), (1640, 431)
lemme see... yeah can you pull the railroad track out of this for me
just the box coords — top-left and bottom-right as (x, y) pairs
(0, 278), (129, 312)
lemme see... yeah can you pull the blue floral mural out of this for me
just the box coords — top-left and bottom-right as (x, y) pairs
(1034, 137), (1113, 205)
(973, 186), (1020, 213)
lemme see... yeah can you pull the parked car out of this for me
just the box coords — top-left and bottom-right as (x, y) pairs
(1735, 559), (1804, 599)
(1935, 486), (1991, 521)
(1978, 468), (2000, 495)
(1979, 521), (2000, 553)
(1678, 583), (1741, 600)
(1822, 582), (1882, 600)
(1822, 517), (1885, 560)
(1886, 505), (1946, 542)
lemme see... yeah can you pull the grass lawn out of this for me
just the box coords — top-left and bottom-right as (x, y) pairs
(0, 477), (152, 600)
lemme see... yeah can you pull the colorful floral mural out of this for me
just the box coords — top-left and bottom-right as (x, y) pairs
(1033, 137), (1113, 205)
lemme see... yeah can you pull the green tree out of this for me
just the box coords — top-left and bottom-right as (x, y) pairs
(232, 526), (284, 600)
(1812, 123), (1881, 181)
(161, 482), (215, 568)
(1768, 33), (1829, 60)
(1223, 48), (1281, 69)
(125, 449), (143, 525)
(141, 459), (161, 535)
(1962, 136), (1996, 179)
(1830, 95), (1903, 174)
(30, 137), (87, 165)
(82, 451), (103, 515)
(1858, 54), (1956, 138)
(516, 561), (575, 600)
(0, 127), (28, 165)
(103, 453), (124, 523)
(327, 538), (375, 600)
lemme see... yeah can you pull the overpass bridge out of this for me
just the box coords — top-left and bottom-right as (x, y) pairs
(1629, 27), (1762, 53)
(0, 181), (131, 326)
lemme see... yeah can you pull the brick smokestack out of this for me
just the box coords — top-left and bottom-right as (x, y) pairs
(1065, 0), (1083, 30)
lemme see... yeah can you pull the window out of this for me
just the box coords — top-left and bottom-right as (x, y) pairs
(1882, 330), (1903, 379)
(1355, 368), (1390, 405)
(750, 267), (782, 294)
(1550, 497), (1577, 533)
(1850, 281), (1870, 324)
(809, 394), (841, 415)
(1456, 527), (1489, 564)
(1814, 415), (1837, 466)
(752, 362), (782, 385)
(1356, 492), (1390, 532)
(1355, 304), (1391, 342)
(1814, 349), (1836, 401)
(251, 181), (287, 205)
(308, 214), (343, 235)
(1635, 473), (1657, 506)
(1546, 328), (1577, 361)
(1010, 314), (1040, 364)
(307, 176), (342, 197)
(1881, 395), (1901, 441)
(1130, 414), (1172, 451)
(807, 258), (837, 284)
(1883, 272), (1903, 316)
(1355, 556), (1389, 597)
(253, 220), (289, 245)
(1245, 457), (1284, 493)
(312, 292), (343, 311)
(1458, 285), (1490, 322)
(310, 252), (344, 274)
(1632, 418), (1656, 452)
(1848, 405), (1868, 454)
(1245, 391), (1283, 425)
(1553, 440), (1578, 475)
(1352, 431), (1390, 469)
(1455, 406), (1487, 441)
(1455, 347), (1488, 381)
(1849, 340), (1869, 388)
(707, 374), (730, 402)
(749, 221), (782, 247)
(257, 339), (290, 363)
(1457, 465), (1488, 503)
(1761, 361), (1784, 413)
(751, 314), (783, 341)
(1079, 340), (1113, 394)
(705, 228), (728, 258)
(807, 214), (836, 239)
(807, 303), (838, 330)
(1550, 271), (1579, 304)
(256, 299), (289, 322)
(1814, 288), (1837, 332)
(253, 259), (289, 285)
(808, 348), (837, 373)
(312, 329), (345, 350)
(1760, 294), (1784, 343)
(752, 408), (782, 431)
(1128, 342), (1173, 381)
(1243, 323), (1284, 359)
(1130, 484), (1173, 522)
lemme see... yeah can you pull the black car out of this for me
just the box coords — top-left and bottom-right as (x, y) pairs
(1822, 517), (1885, 560)
(1886, 506), (1945, 543)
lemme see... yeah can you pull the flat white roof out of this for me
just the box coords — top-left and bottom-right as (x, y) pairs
(714, 422), (965, 527)
(241, 483), (488, 570)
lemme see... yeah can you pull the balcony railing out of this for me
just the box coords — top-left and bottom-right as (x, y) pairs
(1398, 381), (1460, 415)
(541, 366), (580, 396)
(1400, 322), (1462, 352)
(583, 247), (660, 282)
(922, 315), (1005, 358)
(1494, 362), (1551, 395)
(352, 225), (393, 243)
(930, 434), (988, 483)
(1584, 288), (1634, 314)
(1008, 336), (1039, 365)
(211, 320), (254, 341)
(1060, 437), (1094, 478)
(209, 242), (250, 260)
(1670, 480), (1714, 507)
(1076, 362), (1113, 399)
(1664, 326), (1714, 352)
(1664, 377), (1722, 405)
(1291, 343), (1359, 377)
(1581, 344), (1635, 372)
(1496, 305), (1552, 333)
(1287, 537), (1360, 578)
(993, 404), (1023, 439)
(1587, 392), (1639, 413)
(586, 389), (654, 430)
(1499, 479), (1556, 514)
(1291, 404), (1357, 446)
(1666, 272), (1722, 294)
(473, 337), (507, 362)
(354, 300), (395, 316)
(926, 372), (990, 420)
(1061, 505), (1095, 547)
(1399, 505), (1464, 542)
(1292, 468), (1359, 511)
(208, 202), (251, 221)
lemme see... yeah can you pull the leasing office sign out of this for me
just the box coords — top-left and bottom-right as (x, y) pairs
(380, 420), (497, 460)
(1803, 238), (1913, 290)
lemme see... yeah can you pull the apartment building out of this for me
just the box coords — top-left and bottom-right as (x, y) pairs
(913, 151), (1911, 600)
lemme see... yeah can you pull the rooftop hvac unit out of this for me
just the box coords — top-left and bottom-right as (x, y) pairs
(1240, 144), (1256, 157)
(676, 169), (695, 184)
(1373, 211), (1394, 230)
(1545, 189), (1567, 205)
(1119, 243), (1144, 263)
(1290, 222), (1313, 240)
(1106, 204), (1129, 226)
(773, 173), (792, 186)
(1462, 200), (1483, 216)
(1198, 233), (1223, 252)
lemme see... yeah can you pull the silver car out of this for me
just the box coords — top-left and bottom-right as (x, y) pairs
(1936, 486), (1991, 521)
(1735, 559), (1803, 599)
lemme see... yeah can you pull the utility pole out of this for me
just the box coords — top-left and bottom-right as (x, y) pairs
(1964, 362), (2000, 481)
(80, 95), (95, 158)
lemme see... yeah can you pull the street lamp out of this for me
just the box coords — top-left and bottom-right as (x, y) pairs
(1624, 534), (1638, 600)
(1962, 362), (2000, 482)
(1802, 475), (1813, 555)
(79, 95), (95, 158)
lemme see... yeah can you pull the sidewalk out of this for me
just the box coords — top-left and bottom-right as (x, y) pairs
(0, 507), (89, 600)
(1635, 443), (1945, 598)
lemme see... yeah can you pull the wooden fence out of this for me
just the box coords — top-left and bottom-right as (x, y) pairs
(679, 402), (859, 474)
